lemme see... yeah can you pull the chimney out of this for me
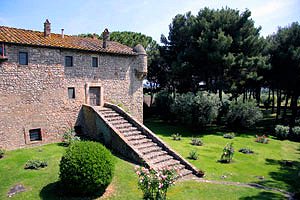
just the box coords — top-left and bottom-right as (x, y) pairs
(61, 29), (64, 38)
(44, 19), (51, 37)
(102, 28), (110, 48)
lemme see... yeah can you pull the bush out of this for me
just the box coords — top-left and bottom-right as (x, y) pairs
(59, 141), (115, 196)
(171, 91), (221, 127)
(291, 126), (300, 141)
(255, 135), (269, 144)
(188, 150), (199, 160)
(62, 129), (81, 146)
(219, 143), (234, 163)
(225, 100), (263, 128)
(275, 125), (290, 139)
(24, 160), (48, 170)
(239, 148), (254, 154)
(223, 132), (235, 139)
(171, 133), (181, 141)
(0, 148), (5, 158)
(291, 126), (300, 135)
(154, 90), (174, 119)
(135, 167), (178, 200)
(191, 137), (203, 146)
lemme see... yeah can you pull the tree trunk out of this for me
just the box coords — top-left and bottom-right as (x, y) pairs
(276, 89), (282, 122)
(282, 92), (290, 120)
(256, 87), (261, 106)
(267, 88), (271, 110)
(271, 89), (275, 113)
(290, 94), (299, 126)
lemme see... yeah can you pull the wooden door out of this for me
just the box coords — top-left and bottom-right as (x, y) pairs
(89, 87), (100, 106)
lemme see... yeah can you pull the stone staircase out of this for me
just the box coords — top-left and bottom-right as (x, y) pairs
(98, 105), (203, 178)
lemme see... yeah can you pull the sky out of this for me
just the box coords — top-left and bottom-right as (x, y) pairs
(0, 0), (299, 43)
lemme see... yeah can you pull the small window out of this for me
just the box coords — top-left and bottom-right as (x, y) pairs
(68, 87), (75, 99)
(0, 43), (6, 56)
(19, 52), (28, 65)
(29, 128), (42, 141)
(65, 56), (73, 67)
(92, 57), (98, 67)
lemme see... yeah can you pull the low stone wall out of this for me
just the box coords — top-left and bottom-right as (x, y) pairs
(76, 105), (146, 165)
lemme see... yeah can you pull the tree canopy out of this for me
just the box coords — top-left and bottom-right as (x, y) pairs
(160, 7), (269, 101)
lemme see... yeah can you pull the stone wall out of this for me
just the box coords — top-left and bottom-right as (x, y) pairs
(0, 44), (144, 150)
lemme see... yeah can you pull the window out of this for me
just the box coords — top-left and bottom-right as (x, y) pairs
(29, 128), (42, 141)
(65, 56), (73, 67)
(68, 87), (75, 99)
(92, 57), (98, 67)
(19, 52), (28, 65)
(0, 43), (6, 57)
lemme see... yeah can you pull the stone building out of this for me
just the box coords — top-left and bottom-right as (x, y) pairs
(0, 20), (147, 150)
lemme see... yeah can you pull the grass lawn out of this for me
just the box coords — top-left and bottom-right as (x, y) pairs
(0, 143), (288, 199)
(145, 119), (300, 194)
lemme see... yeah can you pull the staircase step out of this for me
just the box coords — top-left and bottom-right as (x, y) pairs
(135, 142), (157, 150)
(110, 119), (129, 125)
(106, 116), (124, 121)
(143, 150), (168, 159)
(129, 138), (152, 145)
(102, 110), (117, 114)
(126, 134), (147, 141)
(148, 155), (173, 164)
(114, 123), (133, 129)
(119, 127), (138, 133)
(99, 107), (112, 111)
(153, 159), (180, 169)
(123, 130), (142, 137)
(139, 145), (162, 154)
(103, 113), (120, 118)
(179, 168), (193, 177)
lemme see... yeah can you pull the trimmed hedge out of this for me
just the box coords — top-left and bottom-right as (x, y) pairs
(59, 141), (115, 196)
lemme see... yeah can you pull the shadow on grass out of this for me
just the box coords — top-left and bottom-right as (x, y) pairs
(39, 181), (106, 200)
(239, 191), (285, 200)
(252, 157), (300, 199)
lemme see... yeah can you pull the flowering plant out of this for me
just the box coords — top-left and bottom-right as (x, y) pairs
(255, 134), (269, 144)
(135, 166), (179, 200)
(219, 142), (234, 163)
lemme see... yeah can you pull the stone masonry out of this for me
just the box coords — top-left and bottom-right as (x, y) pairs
(0, 24), (147, 150)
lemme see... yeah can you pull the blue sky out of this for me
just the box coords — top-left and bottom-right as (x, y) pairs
(0, 0), (299, 42)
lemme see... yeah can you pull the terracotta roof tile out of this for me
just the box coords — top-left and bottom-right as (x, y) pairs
(0, 26), (136, 55)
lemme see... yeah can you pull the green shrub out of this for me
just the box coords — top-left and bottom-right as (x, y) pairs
(239, 148), (254, 154)
(0, 148), (5, 158)
(59, 141), (115, 196)
(291, 126), (300, 135)
(225, 100), (263, 128)
(171, 133), (181, 141)
(219, 143), (234, 163)
(275, 125), (290, 139)
(171, 91), (221, 127)
(135, 167), (178, 200)
(24, 160), (48, 170)
(291, 126), (300, 141)
(62, 129), (81, 146)
(188, 150), (199, 160)
(223, 132), (235, 139)
(154, 90), (174, 119)
(191, 137), (203, 146)
(255, 135), (269, 144)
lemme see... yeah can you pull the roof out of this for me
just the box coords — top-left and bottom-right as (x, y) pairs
(0, 26), (136, 55)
